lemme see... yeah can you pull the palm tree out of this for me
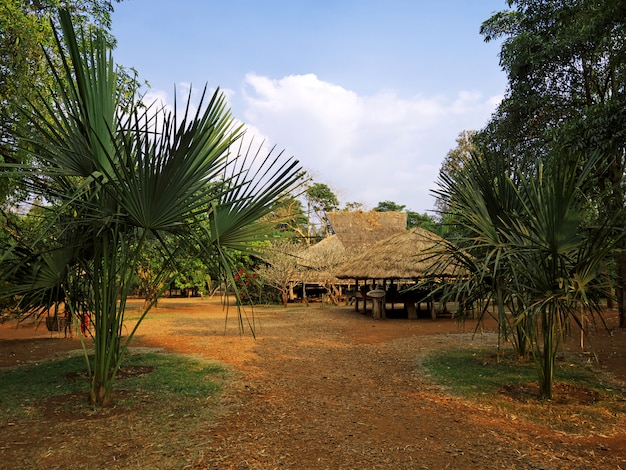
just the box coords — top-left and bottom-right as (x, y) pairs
(433, 150), (530, 357)
(434, 148), (621, 399)
(0, 10), (302, 406)
(502, 154), (619, 399)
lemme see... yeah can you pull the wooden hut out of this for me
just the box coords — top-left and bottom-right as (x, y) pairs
(335, 227), (453, 319)
(293, 211), (408, 303)
(326, 211), (407, 255)
(294, 235), (347, 302)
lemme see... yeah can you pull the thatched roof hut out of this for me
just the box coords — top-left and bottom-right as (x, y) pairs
(335, 227), (452, 280)
(296, 234), (346, 270)
(326, 211), (407, 255)
(296, 211), (407, 270)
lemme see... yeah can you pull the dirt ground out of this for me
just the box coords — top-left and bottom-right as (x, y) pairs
(1, 297), (626, 469)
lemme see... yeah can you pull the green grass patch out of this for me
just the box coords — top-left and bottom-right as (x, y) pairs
(0, 355), (89, 409)
(118, 353), (225, 396)
(0, 353), (227, 419)
(422, 348), (626, 434)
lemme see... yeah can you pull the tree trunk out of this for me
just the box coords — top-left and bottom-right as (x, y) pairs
(90, 372), (114, 407)
(617, 252), (626, 328)
(606, 156), (626, 327)
(539, 308), (555, 400)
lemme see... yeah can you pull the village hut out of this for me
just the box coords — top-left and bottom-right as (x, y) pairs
(335, 227), (454, 319)
(326, 211), (407, 255)
(335, 226), (450, 280)
(296, 234), (346, 270)
(292, 211), (408, 303)
(292, 235), (347, 302)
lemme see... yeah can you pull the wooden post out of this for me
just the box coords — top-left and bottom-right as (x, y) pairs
(406, 302), (417, 320)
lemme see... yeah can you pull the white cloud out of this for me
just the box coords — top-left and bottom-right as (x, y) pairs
(241, 73), (502, 213)
(140, 74), (501, 213)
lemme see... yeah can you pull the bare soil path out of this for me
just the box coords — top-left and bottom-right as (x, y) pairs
(1, 298), (625, 469)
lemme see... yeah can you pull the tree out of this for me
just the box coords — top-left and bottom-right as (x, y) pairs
(0, 10), (302, 406)
(433, 149), (530, 358)
(268, 195), (309, 241)
(255, 240), (302, 306)
(480, 0), (626, 326)
(435, 130), (477, 215)
(434, 148), (622, 399)
(374, 200), (440, 232)
(0, 0), (129, 205)
(406, 212), (439, 233)
(306, 183), (339, 240)
(343, 201), (364, 211)
(374, 200), (405, 212)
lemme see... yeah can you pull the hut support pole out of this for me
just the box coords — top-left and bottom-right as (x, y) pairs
(406, 302), (417, 320)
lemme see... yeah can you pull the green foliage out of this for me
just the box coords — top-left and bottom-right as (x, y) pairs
(305, 182), (339, 239)
(373, 200), (405, 212)
(436, 130), (477, 215)
(442, 1), (626, 401)
(0, 9), (302, 406)
(480, 0), (626, 325)
(306, 183), (339, 213)
(434, 146), (622, 399)
(0, 0), (127, 205)
(268, 195), (309, 241)
(406, 211), (439, 232)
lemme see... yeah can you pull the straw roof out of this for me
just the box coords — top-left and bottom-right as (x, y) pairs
(296, 211), (407, 271)
(335, 227), (453, 280)
(326, 211), (407, 255)
(296, 234), (346, 270)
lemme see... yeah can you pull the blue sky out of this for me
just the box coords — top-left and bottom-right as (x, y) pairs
(111, 1), (509, 214)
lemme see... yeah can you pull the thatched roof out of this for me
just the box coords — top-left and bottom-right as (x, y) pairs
(296, 234), (346, 270)
(335, 227), (453, 280)
(326, 211), (407, 255)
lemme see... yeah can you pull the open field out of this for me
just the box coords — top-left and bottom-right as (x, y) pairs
(1, 297), (625, 469)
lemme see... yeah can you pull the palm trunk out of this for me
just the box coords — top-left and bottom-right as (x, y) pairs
(539, 306), (556, 400)
(617, 251), (626, 328)
(88, 226), (138, 407)
(495, 286), (506, 360)
(515, 315), (529, 358)
(607, 157), (626, 328)
(89, 231), (120, 406)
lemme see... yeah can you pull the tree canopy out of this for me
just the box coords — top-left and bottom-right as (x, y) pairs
(479, 0), (626, 325)
(0, 0), (134, 204)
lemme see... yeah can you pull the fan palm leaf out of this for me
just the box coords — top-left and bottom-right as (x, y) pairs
(1, 9), (302, 406)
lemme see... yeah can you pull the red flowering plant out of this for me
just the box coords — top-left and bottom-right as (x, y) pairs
(233, 268), (260, 304)
(233, 267), (280, 305)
